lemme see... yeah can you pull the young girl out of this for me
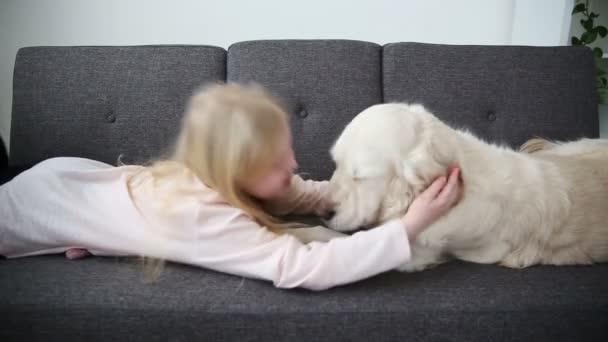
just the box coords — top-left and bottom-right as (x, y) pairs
(0, 84), (461, 291)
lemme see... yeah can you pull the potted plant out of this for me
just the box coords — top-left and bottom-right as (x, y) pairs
(572, 0), (608, 102)
(571, 0), (608, 136)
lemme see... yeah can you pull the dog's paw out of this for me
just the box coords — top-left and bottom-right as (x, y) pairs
(396, 262), (425, 272)
(499, 252), (535, 269)
(286, 226), (347, 243)
(397, 246), (447, 272)
(396, 259), (442, 272)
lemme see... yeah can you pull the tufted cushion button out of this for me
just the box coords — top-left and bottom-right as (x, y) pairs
(298, 108), (309, 118)
(487, 111), (497, 122)
(106, 111), (116, 123)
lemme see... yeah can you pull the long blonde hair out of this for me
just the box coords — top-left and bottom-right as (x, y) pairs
(128, 83), (291, 280)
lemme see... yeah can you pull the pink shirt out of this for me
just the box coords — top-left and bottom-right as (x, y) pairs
(0, 157), (410, 290)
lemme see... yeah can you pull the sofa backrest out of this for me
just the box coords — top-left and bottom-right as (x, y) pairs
(10, 41), (598, 180)
(10, 46), (226, 168)
(383, 43), (598, 147)
(227, 40), (382, 180)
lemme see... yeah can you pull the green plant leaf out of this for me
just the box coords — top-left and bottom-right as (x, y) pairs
(596, 26), (608, 38)
(590, 12), (599, 19)
(597, 69), (606, 76)
(582, 30), (597, 44)
(572, 3), (585, 14)
(583, 18), (594, 31)
(572, 36), (582, 45)
(602, 78), (607, 87)
(593, 47), (604, 58)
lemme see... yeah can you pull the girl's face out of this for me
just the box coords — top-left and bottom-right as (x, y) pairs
(243, 129), (298, 200)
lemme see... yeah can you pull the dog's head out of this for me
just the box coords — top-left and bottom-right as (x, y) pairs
(326, 103), (450, 232)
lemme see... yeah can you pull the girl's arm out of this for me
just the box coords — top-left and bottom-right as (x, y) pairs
(262, 175), (332, 217)
(188, 202), (410, 291)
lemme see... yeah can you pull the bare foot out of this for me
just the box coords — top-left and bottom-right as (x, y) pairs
(65, 248), (91, 260)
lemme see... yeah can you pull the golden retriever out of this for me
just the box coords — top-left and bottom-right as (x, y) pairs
(326, 103), (608, 271)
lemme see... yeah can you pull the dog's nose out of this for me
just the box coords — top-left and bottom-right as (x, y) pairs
(323, 210), (336, 221)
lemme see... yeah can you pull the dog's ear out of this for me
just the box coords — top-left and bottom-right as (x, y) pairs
(399, 149), (447, 194)
(397, 129), (450, 194)
(378, 175), (414, 221)
(393, 105), (453, 194)
(425, 129), (452, 176)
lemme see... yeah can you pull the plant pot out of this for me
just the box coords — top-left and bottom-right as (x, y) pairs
(599, 104), (608, 138)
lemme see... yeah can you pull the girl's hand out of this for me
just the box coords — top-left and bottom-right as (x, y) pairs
(401, 168), (462, 241)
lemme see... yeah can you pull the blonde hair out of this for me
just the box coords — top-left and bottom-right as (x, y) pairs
(128, 83), (291, 280)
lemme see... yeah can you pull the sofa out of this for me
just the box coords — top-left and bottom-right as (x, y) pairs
(1, 40), (607, 341)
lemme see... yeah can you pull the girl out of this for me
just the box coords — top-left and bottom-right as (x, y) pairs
(0, 84), (461, 291)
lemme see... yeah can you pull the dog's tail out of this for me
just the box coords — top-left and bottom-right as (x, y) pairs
(519, 137), (557, 154)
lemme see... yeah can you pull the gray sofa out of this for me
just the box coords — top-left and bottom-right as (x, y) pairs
(1, 40), (607, 341)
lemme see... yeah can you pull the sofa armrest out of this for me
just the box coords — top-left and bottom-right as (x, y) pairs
(0, 166), (29, 185)
(0, 139), (30, 185)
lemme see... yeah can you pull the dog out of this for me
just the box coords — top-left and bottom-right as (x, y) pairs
(326, 103), (608, 272)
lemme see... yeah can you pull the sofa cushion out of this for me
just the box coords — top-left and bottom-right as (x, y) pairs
(227, 40), (383, 181)
(10, 46), (227, 167)
(1, 256), (606, 341)
(383, 43), (599, 147)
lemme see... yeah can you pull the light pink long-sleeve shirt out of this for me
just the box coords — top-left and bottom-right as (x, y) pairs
(0, 157), (410, 290)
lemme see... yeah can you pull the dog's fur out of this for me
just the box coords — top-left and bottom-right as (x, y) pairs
(326, 103), (608, 271)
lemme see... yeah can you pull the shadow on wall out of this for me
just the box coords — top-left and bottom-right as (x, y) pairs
(0, 138), (6, 168)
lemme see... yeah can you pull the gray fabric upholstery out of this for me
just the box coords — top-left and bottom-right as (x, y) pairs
(1, 256), (607, 341)
(10, 46), (226, 166)
(3, 41), (607, 341)
(228, 40), (382, 180)
(383, 43), (599, 147)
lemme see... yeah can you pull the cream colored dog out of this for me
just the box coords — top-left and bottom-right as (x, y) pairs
(326, 103), (608, 272)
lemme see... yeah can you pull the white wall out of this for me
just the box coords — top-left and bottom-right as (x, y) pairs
(0, 0), (576, 149)
(511, 0), (574, 45)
